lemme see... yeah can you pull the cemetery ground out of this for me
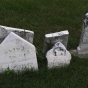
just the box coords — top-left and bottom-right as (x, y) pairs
(0, 0), (88, 88)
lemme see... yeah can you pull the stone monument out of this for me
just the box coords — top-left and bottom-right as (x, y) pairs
(46, 42), (71, 68)
(43, 30), (69, 54)
(77, 13), (88, 54)
(0, 32), (38, 72)
(0, 25), (34, 44)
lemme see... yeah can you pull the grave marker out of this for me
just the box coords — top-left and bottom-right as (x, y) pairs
(0, 25), (34, 44)
(0, 32), (38, 72)
(43, 30), (69, 54)
(77, 13), (88, 54)
(46, 42), (71, 68)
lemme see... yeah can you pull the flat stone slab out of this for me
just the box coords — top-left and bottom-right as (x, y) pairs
(0, 25), (34, 44)
(0, 32), (38, 72)
(43, 30), (69, 54)
(70, 50), (88, 59)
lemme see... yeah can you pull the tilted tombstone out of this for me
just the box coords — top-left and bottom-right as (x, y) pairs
(43, 30), (69, 54)
(77, 13), (88, 54)
(46, 42), (71, 68)
(0, 32), (38, 72)
(0, 25), (34, 44)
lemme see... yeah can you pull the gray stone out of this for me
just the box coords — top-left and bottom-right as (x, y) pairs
(0, 25), (34, 44)
(70, 50), (88, 59)
(77, 13), (88, 54)
(0, 32), (38, 72)
(46, 42), (71, 68)
(43, 30), (69, 54)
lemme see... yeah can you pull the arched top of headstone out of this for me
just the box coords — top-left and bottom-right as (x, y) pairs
(83, 13), (88, 28)
(84, 13), (88, 19)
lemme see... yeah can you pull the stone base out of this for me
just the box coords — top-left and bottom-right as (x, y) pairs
(77, 46), (88, 54)
(70, 50), (88, 59)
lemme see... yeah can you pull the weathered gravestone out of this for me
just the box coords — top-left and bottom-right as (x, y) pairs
(77, 13), (88, 54)
(43, 30), (69, 54)
(0, 32), (38, 72)
(0, 25), (34, 44)
(46, 42), (71, 68)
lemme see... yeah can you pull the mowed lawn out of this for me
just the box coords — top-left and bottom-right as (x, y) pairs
(0, 0), (88, 88)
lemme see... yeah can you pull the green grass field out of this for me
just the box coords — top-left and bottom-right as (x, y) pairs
(0, 0), (88, 88)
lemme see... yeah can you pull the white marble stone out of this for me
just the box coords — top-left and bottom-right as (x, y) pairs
(43, 30), (69, 54)
(0, 32), (38, 72)
(0, 25), (34, 44)
(77, 13), (88, 54)
(46, 42), (71, 68)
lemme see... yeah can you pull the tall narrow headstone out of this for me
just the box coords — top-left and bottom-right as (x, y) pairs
(43, 30), (69, 54)
(0, 25), (34, 44)
(0, 32), (38, 72)
(77, 13), (88, 54)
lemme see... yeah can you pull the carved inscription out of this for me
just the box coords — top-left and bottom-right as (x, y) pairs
(0, 32), (38, 72)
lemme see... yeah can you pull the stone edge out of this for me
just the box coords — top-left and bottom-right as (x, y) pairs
(70, 50), (88, 59)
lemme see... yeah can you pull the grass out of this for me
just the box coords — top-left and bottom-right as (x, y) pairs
(0, 0), (88, 88)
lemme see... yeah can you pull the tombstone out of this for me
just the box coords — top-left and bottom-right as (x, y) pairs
(0, 32), (38, 72)
(77, 13), (88, 54)
(46, 42), (71, 68)
(43, 30), (69, 54)
(0, 25), (34, 44)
